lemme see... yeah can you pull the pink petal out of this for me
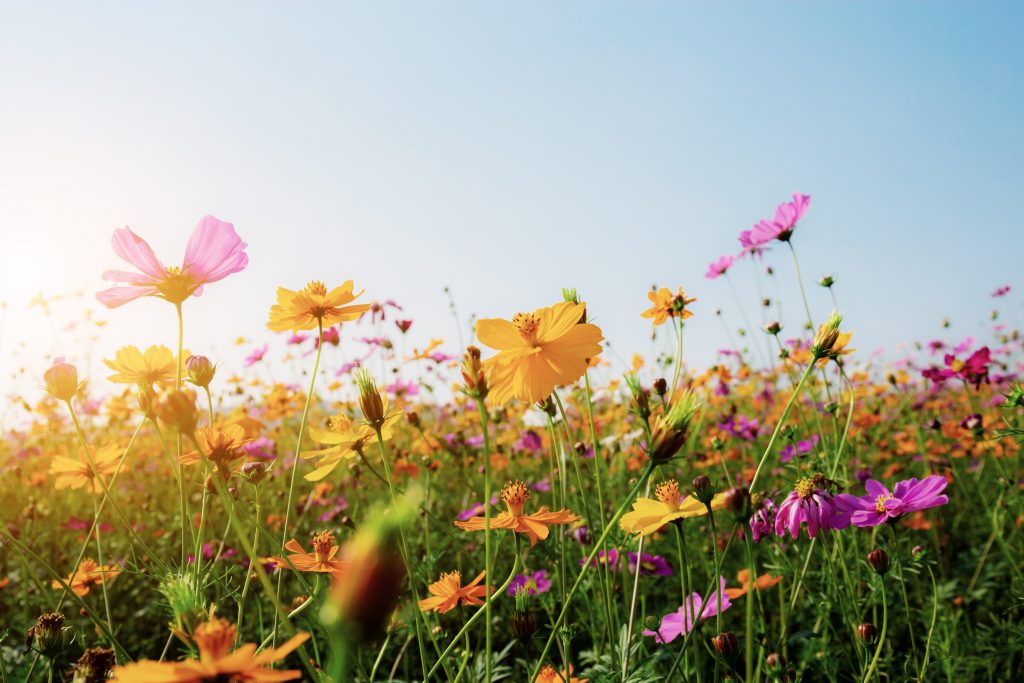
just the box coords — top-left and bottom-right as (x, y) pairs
(183, 215), (248, 283)
(101, 269), (158, 285)
(111, 227), (166, 280)
(96, 285), (159, 308)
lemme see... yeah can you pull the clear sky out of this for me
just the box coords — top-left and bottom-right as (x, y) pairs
(1, 2), (1022, 408)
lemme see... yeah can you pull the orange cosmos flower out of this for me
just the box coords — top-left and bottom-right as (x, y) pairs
(455, 481), (579, 547)
(181, 423), (252, 478)
(267, 280), (370, 332)
(537, 664), (588, 683)
(724, 569), (782, 599)
(111, 616), (308, 682)
(50, 443), (122, 494)
(475, 301), (603, 405)
(418, 570), (489, 613)
(276, 531), (348, 575)
(640, 287), (697, 327)
(104, 345), (185, 387)
(52, 558), (121, 596)
(620, 479), (727, 537)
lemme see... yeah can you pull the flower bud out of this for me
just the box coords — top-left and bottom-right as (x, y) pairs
(643, 615), (661, 631)
(460, 346), (488, 399)
(723, 486), (751, 519)
(811, 310), (844, 359)
(510, 587), (540, 641)
(764, 321), (782, 336)
(857, 622), (878, 643)
(43, 359), (82, 402)
(691, 475), (715, 506)
(765, 652), (785, 672)
(72, 646), (116, 683)
(405, 411), (421, 428)
(241, 461), (266, 484)
(353, 369), (386, 428)
(867, 549), (889, 575)
(26, 612), (70, 658)
(185, 355), (216, 388)
(647, 392), (701, 463)
(653, 377), (668, 397)
(712, 632), (738, 658)
(819, 275), (835, 288)
(156, 389), (199, 434)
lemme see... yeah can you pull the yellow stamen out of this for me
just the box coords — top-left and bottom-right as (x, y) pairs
(655, 480), (682, 508)
(311, 530), (336, 562)
(512, 312), (540, 343)
(794, 478), (816, 500)
(501, 480), (530, 516)
(193, 618), (236, 660)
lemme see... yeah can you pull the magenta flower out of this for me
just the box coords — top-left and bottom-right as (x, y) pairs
(774, 478), (850, 539)
(780, 435), (820, 463)
(749, 193), (811, 245)
(580, 548), (619, 570)
(749, 498), (777, 543)
(835, 476), (948, 528)
(922, 347), (992, 388)
(243, 344), (268, 368)
(643, 578), (732, 643)
(705, 254), (735, 280)
(507, 570), (552, 596)
(97, 215), (248, 308)
(992, 285), (1011, 297)
(629, 552), (673, 576)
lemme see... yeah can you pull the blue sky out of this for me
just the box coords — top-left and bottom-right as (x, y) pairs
(1, 2), (1022, 406)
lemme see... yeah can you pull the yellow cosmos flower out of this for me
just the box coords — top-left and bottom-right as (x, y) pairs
(104, 345), (185, 387)
(475, 301), (603, 405)
(111, 617), (308, 682)
(302, 400), (400, 482)
(640, 287), (696, 327)
(181, 423), (252, 478)
(620, 479), (727, 537)
(50, 443), (121, 494)
(267, 280), (370, 332)
(52, 558), (121, 597)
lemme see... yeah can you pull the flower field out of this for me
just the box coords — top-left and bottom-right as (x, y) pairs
(2, 196), (1022, 683)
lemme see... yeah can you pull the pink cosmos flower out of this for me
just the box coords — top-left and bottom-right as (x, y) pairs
(97, 215), (248, 308)
(749, 498), (777, 543)
(705, 254), (735, 279)
(243, 344), (268, 368)
(643, 578), (732, 643)
(749, 193), (811, 244)
(992, 285), (1011, 298)
(774, 478), (850, 539)
(835, 476), (948, 528)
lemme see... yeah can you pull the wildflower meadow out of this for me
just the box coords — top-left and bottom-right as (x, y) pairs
(2, 194), (1022, 683)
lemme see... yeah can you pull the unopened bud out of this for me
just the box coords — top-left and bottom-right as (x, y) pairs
(857, 623), (878, 643)
(653, 378), (668, 397)
(712, 632), (738, 658)
(156, 389), (199, 434)
(867, 549), (889, 575)
(43, 359), (82, 402)
(185, 355), (216, 388)
(691, 475), (715, 506)
(353, 369), (386, 428)
(26, 612), (69, 658)
(241, 461), (266, 484)
(71, 646), (116, 683)
(460, 346), (488, 399)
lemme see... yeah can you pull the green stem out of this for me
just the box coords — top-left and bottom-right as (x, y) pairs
(749, 360), (815, 492)
(475, 397), (494, 683)
(863, 583), (888, 683)
(273, 318), (324, 646)
(529, 463), (656, 683)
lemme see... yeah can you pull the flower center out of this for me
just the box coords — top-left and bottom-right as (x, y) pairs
(655, 479), (682, 508)
(157, 266), (199, 304)
(501, 480), (530, 516)
(874, 494), (893, 514)
(193, 617), (236, 660)
(512, 312), (540, 343)
(794, 478), (816, 500)
(327, 414), (352, 433)
(305, 280), (328, 297)
(311, 531), (336, 562)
